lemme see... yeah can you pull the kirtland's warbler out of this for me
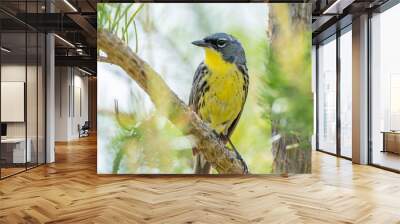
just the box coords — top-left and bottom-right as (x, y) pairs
(189, 33), (249, 174)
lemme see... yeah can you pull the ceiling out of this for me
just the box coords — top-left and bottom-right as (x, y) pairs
(1, 0), (395, 73)
(0, 0), (97, 75)
(311, 0), (391, 43)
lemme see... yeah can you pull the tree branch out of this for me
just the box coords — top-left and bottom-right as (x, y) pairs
(98, 29), (248, 174)
(97, 55), (112, 64)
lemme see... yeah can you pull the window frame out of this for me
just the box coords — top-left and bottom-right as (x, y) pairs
(315, 24), (352, 160)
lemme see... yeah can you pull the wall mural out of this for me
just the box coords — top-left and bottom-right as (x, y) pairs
(97, 3), (312, 174)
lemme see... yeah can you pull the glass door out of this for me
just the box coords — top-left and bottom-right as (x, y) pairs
(1, 30), (28, 178)
(0, 0), (47, 179)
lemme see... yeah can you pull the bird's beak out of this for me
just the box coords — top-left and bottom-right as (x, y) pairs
(192, 39), (209, 48)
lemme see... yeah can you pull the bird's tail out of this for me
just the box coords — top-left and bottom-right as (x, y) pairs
(193, 148), (211, 174)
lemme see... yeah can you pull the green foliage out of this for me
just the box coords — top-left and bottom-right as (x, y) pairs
(107, 112), (193, 174)
(98, 3), (143, 50)
(111, 125), (142, 173)
(260, 28), (313, 150)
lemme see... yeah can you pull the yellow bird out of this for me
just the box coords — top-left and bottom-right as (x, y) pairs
(189, 33), (249, 174)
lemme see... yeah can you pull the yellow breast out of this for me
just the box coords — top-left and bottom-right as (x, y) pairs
(199, 48), (245, 135)
(204, 48), (233, 75)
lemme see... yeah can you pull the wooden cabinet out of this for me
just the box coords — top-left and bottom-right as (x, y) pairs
(382, 132), (400, 154)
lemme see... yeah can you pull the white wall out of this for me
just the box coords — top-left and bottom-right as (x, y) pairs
(54, 67), (89, 141)
(72, 73), (89, 138)
(1, 65), (38, 138)
(55, 66), (69, 141)
(1, 65), (27, 141)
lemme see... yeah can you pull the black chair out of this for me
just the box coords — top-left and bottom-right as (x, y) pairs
(79, 121), (90, 138)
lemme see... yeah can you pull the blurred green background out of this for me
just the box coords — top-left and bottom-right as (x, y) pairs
(97, 3), (312, 174)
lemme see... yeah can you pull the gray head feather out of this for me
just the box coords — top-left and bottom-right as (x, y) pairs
(200, 33), (246, 65)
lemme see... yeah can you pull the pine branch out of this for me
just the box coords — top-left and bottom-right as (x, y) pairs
(98, 29), (249, 174)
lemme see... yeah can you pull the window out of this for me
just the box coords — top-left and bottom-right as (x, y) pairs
(340, 28), (352, 158)
(317, 36), (337, 154)
(370, 3), (400, 171)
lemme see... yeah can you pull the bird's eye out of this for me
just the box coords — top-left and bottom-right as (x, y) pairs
(216, 39), (227, 48)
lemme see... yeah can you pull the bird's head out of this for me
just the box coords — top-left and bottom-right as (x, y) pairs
(192, 33), (246, 65)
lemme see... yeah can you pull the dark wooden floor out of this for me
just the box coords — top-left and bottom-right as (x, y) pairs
(0, 135), (400, 223)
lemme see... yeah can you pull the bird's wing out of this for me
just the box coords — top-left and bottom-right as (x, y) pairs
(189, 62), (209, 113)
(190, 62), (209, 156)
(226, 63), (249, 138)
